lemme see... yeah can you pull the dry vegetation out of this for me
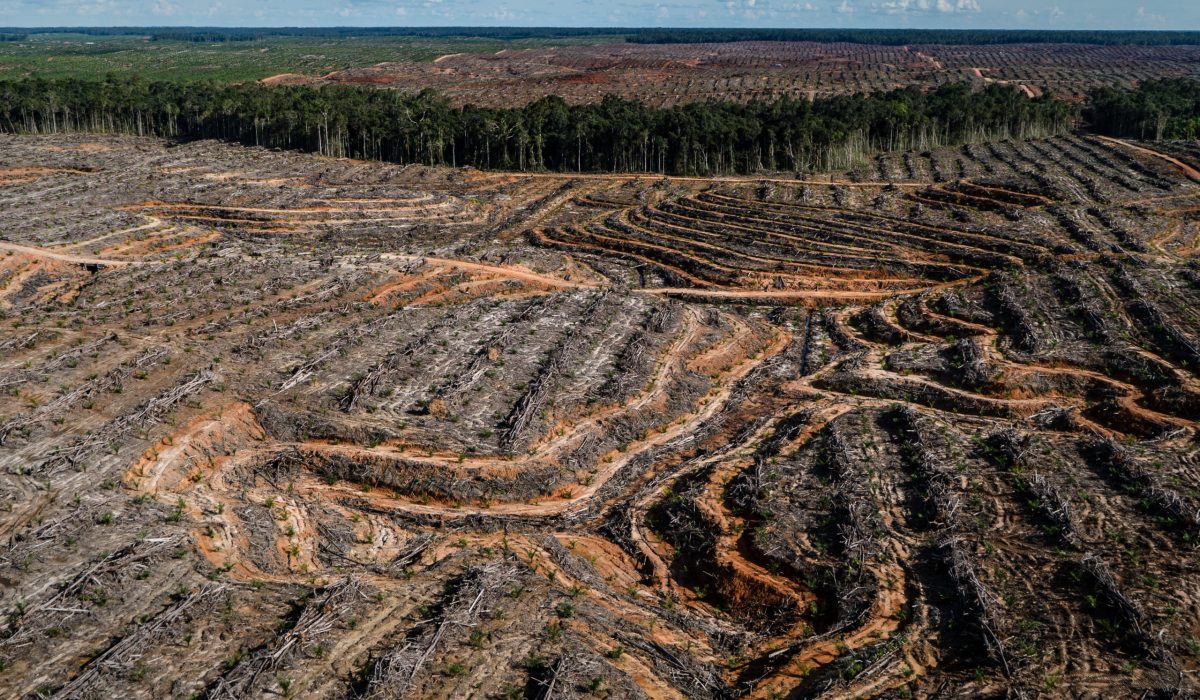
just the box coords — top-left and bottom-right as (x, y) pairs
(265, 41), (1200, 106)
(1, 130), (1199, 699)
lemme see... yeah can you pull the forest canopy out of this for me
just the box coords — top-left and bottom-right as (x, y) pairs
(2, 27), (1199, 46)
(0, 78), (1076, 175)
(1086, 78), (1200, 140)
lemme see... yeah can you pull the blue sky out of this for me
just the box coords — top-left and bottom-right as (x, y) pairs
(0, 0), (1194, 29)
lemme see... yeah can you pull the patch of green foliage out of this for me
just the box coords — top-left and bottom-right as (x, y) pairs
(0, 32), (621, 82)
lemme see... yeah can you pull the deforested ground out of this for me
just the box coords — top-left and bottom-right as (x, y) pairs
(1, 131), (1199, 699)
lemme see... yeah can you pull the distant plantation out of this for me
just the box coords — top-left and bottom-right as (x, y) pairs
(624, 28), (1200, 47)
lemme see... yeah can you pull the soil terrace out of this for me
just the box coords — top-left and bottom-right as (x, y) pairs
(0, 132), (1198, 698)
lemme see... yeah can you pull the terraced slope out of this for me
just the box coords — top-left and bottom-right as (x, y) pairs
(0, 133), (1198, 699)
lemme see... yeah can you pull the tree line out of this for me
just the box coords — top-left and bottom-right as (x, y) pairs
(5, 27), (1200, 46)
(1086, 78), (1200, 140)
(0, 77), (1076, 175)
(0, 27), (631, 43)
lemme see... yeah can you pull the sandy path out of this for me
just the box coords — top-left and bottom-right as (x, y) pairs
(58, 217), (165, 250)
(913, 50), (943, 70)
(516, 171), (928, 188)
(968, 66), (1035, 98)
(378, 253), (597, 290)
(647, 286), (899, 301)
(1095, 136), (1200, 183)
(0, 240), (137, 267)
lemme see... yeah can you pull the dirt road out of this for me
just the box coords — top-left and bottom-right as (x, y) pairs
(0, 240), (136, 267)
(1095, 136), (1200, 183)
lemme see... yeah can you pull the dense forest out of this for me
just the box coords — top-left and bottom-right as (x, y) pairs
(1087, 78), (1200, 140)
(0, 78), (1073, 174)
(3, 27), (1200, 46)
(0, 27), (630, 43)
(141, 27), (627, 43)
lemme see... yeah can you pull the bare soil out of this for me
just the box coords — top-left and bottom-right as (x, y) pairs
(0, 131), (1198, 699)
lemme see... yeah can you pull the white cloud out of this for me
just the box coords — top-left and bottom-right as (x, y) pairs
(877, 0), (978, 14)
(0, 0), (1193, 31)
(1136, 5), (1167, 23)
(150, 0), (178, 15)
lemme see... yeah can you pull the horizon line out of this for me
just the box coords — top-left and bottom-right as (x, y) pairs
(3, 25), (1200, 32)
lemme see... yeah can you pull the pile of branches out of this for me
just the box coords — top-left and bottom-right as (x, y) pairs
(984, 271), (1042, 355)
(1079, 554), (1150, 643)
(0, 332), (114, 393)
(850, 306), (913, 346)
(1081, 437), (1200, 542)
(823, 422), (884, 626)
(278, 313), (399, 395)
(984, 428), (1081, 547)
(1, 535), (186, 649)
(500, 291), (612, 450)
(1053, 270), (1113, 343)
(0, 329), (49, 354)
(358, 563), (513, 698)
(207, 576), (369, 698)
(33, 367), (212, 475)
(0, 499), (106, 569)
(340, 307), (464, 411)
(433, 299), (543, 403)
(49, 583), (229, 698)
(889, 405), (961, 528)
(0, 346), (167, 447)
(946, 337), (995, 389)
(942, 536), (1018, 686)
(1026, 472), (1082, 547)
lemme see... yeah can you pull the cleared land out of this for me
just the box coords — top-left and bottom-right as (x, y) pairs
(2, 34), (1199, 105)
(280, 41), (1200, 105)
(0, 131), (1199, 699)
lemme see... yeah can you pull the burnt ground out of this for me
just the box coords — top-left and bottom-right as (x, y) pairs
(0, 132), (1199, 698)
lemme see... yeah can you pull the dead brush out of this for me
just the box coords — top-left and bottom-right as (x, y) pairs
(1082, 437), (1200, 543)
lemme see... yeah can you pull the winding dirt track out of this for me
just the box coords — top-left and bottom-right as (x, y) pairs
(379, 253), (596, 290)
(518, 171), (930, 188)
(5, 134), (1200, 700)
(1095, 136), (1200, 183)
(0, 240), (137, 267)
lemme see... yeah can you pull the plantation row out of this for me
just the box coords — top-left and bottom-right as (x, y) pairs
(626, 28), (1200, 47)
(321, 41), (1200, 107)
